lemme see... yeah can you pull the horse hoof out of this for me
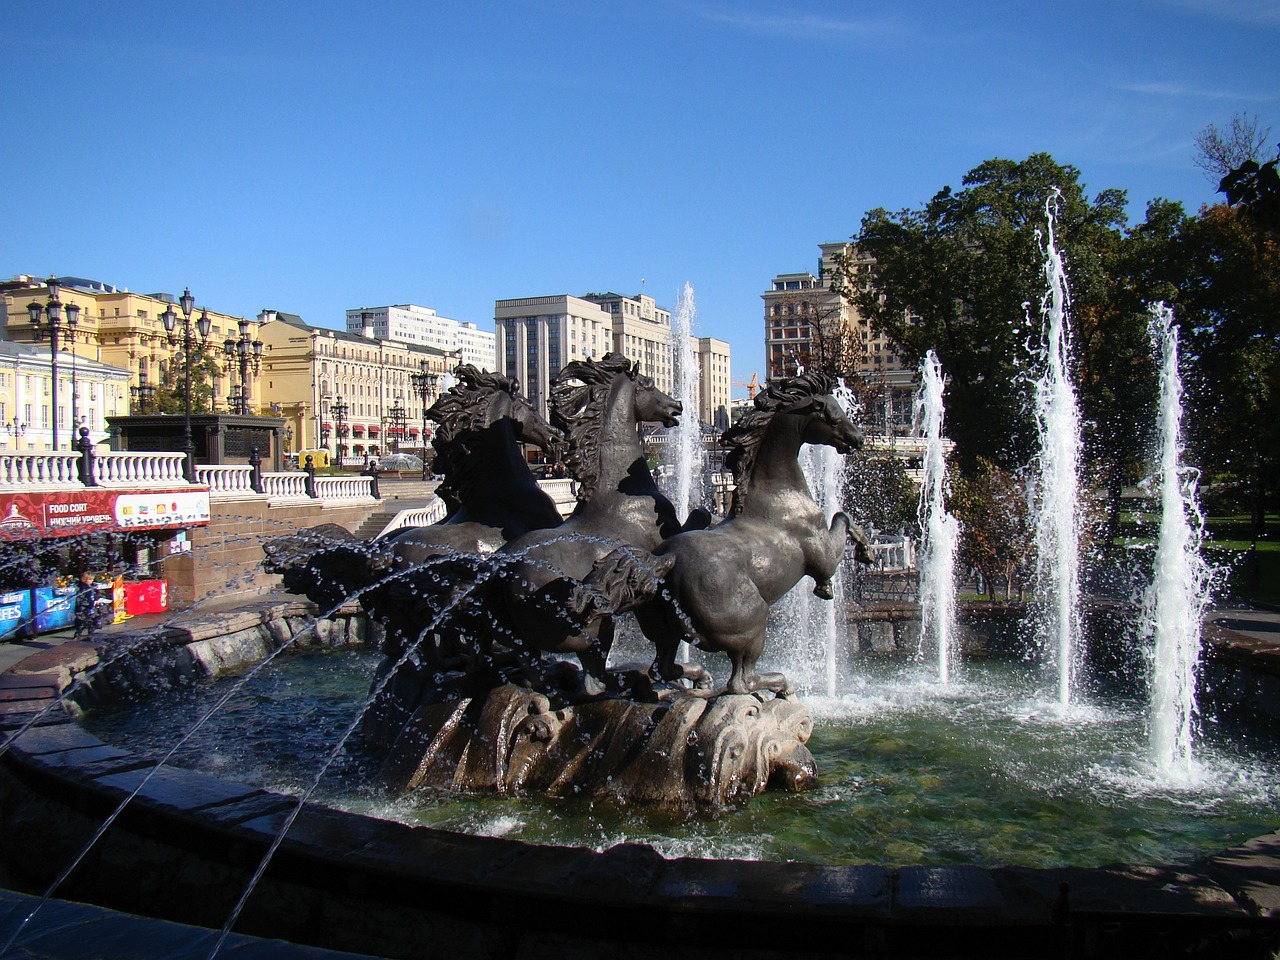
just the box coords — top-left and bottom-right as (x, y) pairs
(812, 580), (834, 600)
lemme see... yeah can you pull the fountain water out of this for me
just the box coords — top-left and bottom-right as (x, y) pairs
(1031, 194), (1084, 708)
(915, 350), (960, 684)
(771, 379), (859, 698)
(663, 282), (706, 520)
(1143, 303), (1213, 780)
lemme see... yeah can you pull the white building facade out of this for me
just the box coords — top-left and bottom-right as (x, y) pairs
(345, 304), (496, 371)
(0, 342), (132, 453)
(494, 292), (730, 429)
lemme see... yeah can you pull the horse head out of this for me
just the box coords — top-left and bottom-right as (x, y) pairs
(632, 372), (682, 428)
(499, 389), (560, 453)
(756, 372), (862, 453)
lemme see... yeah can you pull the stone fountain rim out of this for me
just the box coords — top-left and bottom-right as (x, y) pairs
(1, 601), (1277, 957)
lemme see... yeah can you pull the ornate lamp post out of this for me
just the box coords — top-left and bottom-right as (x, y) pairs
(27, 276), (81, 451)
(223, 317), (263, 415)
(4, 419), (27, 440)
(331, 396), (349, 465)
(386, 397), (407, 453)
(129, 376), (157, 414)
(160, 288), (212, 481)
(409, 360), (439, 480)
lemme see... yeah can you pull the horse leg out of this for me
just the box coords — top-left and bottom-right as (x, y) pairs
(637, 595), (713, 691)
(728, 624), (793, 698)
(811, 511), (853, 598)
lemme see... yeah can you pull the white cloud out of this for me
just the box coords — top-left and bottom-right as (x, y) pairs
(682, 3), (903, 42)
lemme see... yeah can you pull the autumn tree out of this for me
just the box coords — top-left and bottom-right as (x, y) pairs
(832, 153), (1131, 474)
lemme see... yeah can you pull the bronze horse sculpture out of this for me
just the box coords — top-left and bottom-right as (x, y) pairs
(622, 371), (869, 696)
(482, 352), (703, 696)
(264, 365), (561, 626)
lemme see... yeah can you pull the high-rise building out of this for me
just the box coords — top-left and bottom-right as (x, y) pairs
(345, 304), (496, 371)
(763, 244), (916, 435)
(494, 291), (730, 428)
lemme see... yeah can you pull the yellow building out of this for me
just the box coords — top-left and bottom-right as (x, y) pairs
(2, 276), (258, 420)
(257, 312), (453, 459)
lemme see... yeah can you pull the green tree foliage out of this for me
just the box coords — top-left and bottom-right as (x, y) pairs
(154, 340), (225, 415)
(833, 153), (1130, 474)
(949, 458), (1034, 599)
(1173, 202), (1280, 538)
(846, 453), (918, 537)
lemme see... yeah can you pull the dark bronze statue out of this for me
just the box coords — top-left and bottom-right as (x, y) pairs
(275, 355), (871, 807)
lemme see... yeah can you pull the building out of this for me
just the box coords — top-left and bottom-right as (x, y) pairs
(495, 291), (730, 429)
(2, 276), (261, 422)
(0, 341), (131, 452)
(696, 337), (732, 432)
(258, 313), (453, 460)
(344, 304), (495, 371)
(762, 245), (916, 435)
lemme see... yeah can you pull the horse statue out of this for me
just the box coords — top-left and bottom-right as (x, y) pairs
(621, 371), (869, 696)
(379, 365), (563, 557)
(264, 365), (562, 625)
(483, 352), (699, 696)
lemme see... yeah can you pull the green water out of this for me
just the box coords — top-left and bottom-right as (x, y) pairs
(85, 649), (1280, 870)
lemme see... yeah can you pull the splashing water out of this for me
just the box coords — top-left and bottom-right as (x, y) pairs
(916, 351), (960, 684)
(774, 380), (859, 697)
(1143, 303), (1213, 781)
(1032, 194), (1084, 709)
(664, 282), (706, 520)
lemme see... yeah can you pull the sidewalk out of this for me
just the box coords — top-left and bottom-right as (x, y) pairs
(0, 588), (306, 676)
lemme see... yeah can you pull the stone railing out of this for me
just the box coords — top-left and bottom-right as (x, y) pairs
(314, 475), (379, 503)
(260, 472), (310, 501)
(0, 453), (83, 488)
(195, 464), (255, 496)
(379, 499), (449, 536)
(92, 452), (189, 487)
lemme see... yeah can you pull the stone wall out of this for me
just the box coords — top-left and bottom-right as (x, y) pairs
(168, 500), (382, 607)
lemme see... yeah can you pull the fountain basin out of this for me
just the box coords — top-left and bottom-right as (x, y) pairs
(2, 601), (1278, 958)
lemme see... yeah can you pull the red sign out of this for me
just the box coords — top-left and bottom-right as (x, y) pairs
(0, 488), (210, 540)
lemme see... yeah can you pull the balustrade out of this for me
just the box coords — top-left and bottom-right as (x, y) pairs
(196, 465), (256, 498)
(261, 472), (310, 500)
(94, 452), (189, 487)
(0, 453), (82, 487)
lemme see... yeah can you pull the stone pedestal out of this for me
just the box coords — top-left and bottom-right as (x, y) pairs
(369, 682), (817, 808)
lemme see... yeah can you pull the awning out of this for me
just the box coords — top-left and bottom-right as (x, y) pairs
(408, 427), (420, 436)
(352, 424), (365, 436)
(367, 425), (381, 435)
(322, 422), (333, 431)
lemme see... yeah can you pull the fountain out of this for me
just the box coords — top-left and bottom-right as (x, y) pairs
(1143, 303), (1214, 779)
(662, 282), (707, 520)
(1031, 194), (1084, 708)
(2, 291), (1279, 954)
(915, 350), (960, 684)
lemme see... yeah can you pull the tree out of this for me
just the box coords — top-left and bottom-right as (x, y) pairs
(949, 458), (1034, 599)
(832, 153), (1130, 474)
(845, 453), (918, 537)
(1173, 202), (1280, 540)
(154, 341), (225, 414)
(1193, 113), (1272, 183)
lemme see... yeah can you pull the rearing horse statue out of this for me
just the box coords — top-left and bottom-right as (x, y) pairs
(489, 353), (690, 694)
(629, 371), (868, 696)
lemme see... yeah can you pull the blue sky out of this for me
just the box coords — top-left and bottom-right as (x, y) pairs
(5, 1), (1277, 394)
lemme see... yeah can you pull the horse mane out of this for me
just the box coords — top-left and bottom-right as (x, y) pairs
(551, 353), (640, 503)
(722, 370), (836, 515)
(428, 365), (523, 511)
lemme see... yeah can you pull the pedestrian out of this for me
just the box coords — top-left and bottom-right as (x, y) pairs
(73, 572), (101, 640)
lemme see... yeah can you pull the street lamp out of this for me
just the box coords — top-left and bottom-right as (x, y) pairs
(130, 375), (157, 414)
(160, 288), (212, 481)
(409, 360), (440, 480)
(223, 317), (263, 415)
(4, 419), (26, 440)
(331, 396), (349, 465)
(27, 276), (81, 451)
(386, 396), (407, 453)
